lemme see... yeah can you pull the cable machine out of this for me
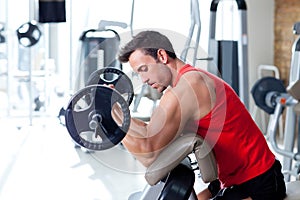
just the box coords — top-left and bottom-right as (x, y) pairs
(207, 0), (249, 109)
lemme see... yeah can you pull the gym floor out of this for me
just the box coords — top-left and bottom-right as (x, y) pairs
(0, 116), (148, 200)
(0, 92), (208, 200)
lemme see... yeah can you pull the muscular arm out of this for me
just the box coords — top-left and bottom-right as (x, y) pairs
(122, 71), (215, 167)
(122, 89), (183, 167)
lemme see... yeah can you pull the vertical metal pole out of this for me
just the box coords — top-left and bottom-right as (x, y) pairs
(28, 0), (36, 125)
(282, 108), (296, 181)
(282, 36), (300, 181)
(3, 0), (9, 116)
(69, 0), (73, 93)
(130, 0), (135, 37)
(180, 0), (201, 66)
(207, 0), (219, 76)
(237, 9), (249, 109)
(191, 0), (201, 66)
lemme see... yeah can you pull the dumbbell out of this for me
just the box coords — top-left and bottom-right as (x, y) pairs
(65, 67), (134, 150)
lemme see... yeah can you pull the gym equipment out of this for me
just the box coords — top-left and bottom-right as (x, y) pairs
(252, 79), (300, 195)
(64, 67), (134, 150)
(251, 76), (286, 115)
(38, 0), (66, 23)
(64, 72), (300, 200)
(251, 65), (284, 136)
(129, 133), (217, 200)
(16, 21), (42, 47)
(64, 68), (218, 199)
(0, 22), (6, 66)
(86, 67), (134, 105)
(14, 20), (45, 125)
(0, 22), (5, 43)
(252, 21), (300, 182)
(282, 22), (300, 181)
(266, 80), (300, 160)
(180, 0), (201, 66)
(59, 67), (133, 125)
(130, 133), (300, 200)
(251, 77), (300, 162)
(75, 28), (121, 91)
(65, 85), (131, 150)
(208, 0), (249, 109)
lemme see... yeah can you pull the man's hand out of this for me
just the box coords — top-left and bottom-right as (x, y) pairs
(102, 84), (124, 126)
(111, 102), (124, 126)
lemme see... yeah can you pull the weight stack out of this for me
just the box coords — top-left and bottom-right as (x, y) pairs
(217, 40), (239, 95)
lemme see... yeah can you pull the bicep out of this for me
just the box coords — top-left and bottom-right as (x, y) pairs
(121, 91), (183, 166)
(146, 90), (189, 151)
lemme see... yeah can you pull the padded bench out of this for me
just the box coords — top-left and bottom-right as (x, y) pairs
(144, 133), (300, 199)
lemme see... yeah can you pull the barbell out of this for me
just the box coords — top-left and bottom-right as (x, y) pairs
(65, 67), (134, 150)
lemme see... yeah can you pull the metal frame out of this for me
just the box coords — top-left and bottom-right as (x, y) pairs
(180, 0), (201, 66)
(281, 22), (300, 181)
(207, 0), (249, 109)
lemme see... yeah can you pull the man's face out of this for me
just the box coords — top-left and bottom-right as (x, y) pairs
(128, 49), (171, 93)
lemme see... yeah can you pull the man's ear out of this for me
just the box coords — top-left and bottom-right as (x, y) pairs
(157, 49), (168, 64)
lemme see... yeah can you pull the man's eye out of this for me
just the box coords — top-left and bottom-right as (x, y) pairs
(138, 65), (148, 72)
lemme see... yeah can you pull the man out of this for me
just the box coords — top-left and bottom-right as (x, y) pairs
(116, 30), (286, 199)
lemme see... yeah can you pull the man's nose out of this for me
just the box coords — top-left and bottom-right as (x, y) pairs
(140, 74), (149, 84)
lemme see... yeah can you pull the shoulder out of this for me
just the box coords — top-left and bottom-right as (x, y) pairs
(176, 69), (215, 97)
(175, 69), (216, 119)
(181, 69), (213, 85)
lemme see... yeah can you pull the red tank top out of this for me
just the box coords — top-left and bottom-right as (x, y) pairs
(176, 65), (275, 188)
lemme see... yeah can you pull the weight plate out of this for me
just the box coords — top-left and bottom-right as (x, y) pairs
(86, 67), (134, 105)
(16, 21), (42, 47)
(65, 85), (131, 150)
(251, 76), (286, 114)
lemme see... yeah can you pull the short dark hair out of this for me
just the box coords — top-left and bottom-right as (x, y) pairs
(118, 30), (177, 63)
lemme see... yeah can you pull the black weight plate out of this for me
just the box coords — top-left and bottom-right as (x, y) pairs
(16, 21), (42, 47)
(251, 76), (286, 114)
(86, 67), (134, 105)
(65, 85), (130, 150)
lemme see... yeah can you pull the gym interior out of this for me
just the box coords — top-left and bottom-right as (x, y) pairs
(0, 0), (299, 199)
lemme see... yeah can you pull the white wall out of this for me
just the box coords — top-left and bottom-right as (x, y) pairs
(247, 0), (275, 111)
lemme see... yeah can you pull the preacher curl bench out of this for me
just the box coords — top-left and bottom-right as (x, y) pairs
(129, 133), (300, 200)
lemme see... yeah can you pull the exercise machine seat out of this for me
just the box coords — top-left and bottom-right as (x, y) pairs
(145, 133), (218, 186)
(284, 181), (300, 200)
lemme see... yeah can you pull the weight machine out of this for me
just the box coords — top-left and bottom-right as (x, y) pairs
(207, 0), (249, 109)
(251, 22), (300, 182)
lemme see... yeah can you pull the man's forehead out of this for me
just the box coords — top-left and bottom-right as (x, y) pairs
(129, 50), (155, 69)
